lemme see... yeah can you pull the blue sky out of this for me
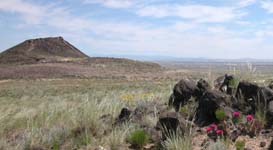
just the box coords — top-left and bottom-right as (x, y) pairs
(1, 0), (273, 59)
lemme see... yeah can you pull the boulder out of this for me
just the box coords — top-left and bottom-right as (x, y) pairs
(196, 78), (211, 98)
(195, 90), (226, 127)
(235, 81), (259, 102)
(266, 101), (273, 128)
(269, 81), (273, 90)
(235, 81), (260, 114)
(169, 78), (211, 112)
(115, 108), (131, 124)
(156, 112), (186, 139)
(215, 74), (235, 95)
(168, 79), (199, 111)
(235, 81), (273, 126)
(258, 87), (273, 104)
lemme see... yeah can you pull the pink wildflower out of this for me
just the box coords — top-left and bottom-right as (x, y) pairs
(246, 114), (254, 121)
(216, 130), (224, 135)
(233, 111), (240, 117)
(206, 127), (212, 132)
(210, 123), (217, 129)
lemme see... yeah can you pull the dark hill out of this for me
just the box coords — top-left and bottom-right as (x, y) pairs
(0, 36), (89, 64)
(0, 37), (164, 79)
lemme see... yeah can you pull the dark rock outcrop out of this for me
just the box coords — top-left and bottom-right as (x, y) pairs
(115, 108), (132, 124)
(235, 81), (259, 102)
(156, 112), (186, 140)
(215, 74), (235, 95)
(234, 81), (260, 114)
(168, 79), (199, 111)
(266, 101), (273, 128)
(234, 81), (273, 115)
(169, 78), (211, 111)
(221, 74), (235, 95)
(195, 90), (226, 127)
(196, 78), (211, 98)
(269, 81), (273, 90)
(258, 87), (273, 103)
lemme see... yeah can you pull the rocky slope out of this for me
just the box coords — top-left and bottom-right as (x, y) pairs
(0, 37), (164, 79)
(0, 36), (88, 64)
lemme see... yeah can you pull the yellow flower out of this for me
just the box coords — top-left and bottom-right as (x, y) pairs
(141, 93), (155, 100)
(121, 94), (135, 103)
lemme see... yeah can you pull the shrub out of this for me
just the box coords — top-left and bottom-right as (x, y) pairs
(232, 111), (241, 125)
(215, 109), (226, 121)
(128, 129), (149, 149)
(235, 140), (245, 150)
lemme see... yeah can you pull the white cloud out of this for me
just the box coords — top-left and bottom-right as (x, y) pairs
(173, 22), (197, 32)
(137, 4), (245, 23)
(238, 0), (256, 7)
(261, 0), (273, 13)
(255, 25), (273, 37)
(82, 0), (160, 9)
(83, 0), (133, 8)
(0, 0), (47, 24)
(1, 0), (272, 59)
(0, 0), (93, 32)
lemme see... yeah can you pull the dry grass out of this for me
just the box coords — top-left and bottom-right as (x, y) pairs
(0, 62), (272, 149)
(0, 57), (164, 80)
(0, 79), (173, 149)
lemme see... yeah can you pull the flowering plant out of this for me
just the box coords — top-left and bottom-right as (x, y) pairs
(210, 123), (217, 129)
(206, 123), (224, 140)
(216, 130), (224, 135)
(233, 112), (240, 117)
(206, 127), (212, 132)
(232, 111), (241, 125)
(246, 114), (254, 122)
(206, 112), (264, 141)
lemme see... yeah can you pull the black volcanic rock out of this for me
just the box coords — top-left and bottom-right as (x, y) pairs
(0, 36), (89, 64)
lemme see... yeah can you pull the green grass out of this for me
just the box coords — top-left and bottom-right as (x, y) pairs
(128, 129), (150, 149)
(162, 132), (193, 150)
(0, 65), (271, 149)
(0, 79), (173, 149)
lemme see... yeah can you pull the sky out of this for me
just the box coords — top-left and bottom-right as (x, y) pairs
(1, 0), (273, 59)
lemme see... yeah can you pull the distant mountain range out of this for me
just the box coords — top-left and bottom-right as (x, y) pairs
(1, 36), (272, 64)
(90, 53), (273, 62)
